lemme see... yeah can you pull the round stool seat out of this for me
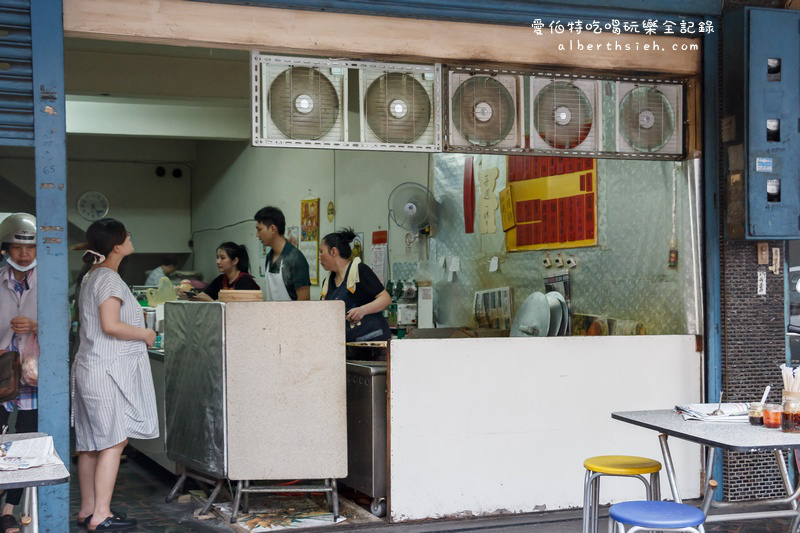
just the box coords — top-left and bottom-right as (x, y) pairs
(584, 455), (662, 476)
(609, 501), (705, 529)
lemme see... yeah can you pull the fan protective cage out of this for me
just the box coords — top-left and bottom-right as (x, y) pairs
(360, 64), (441, 150)
(616, 82), (683, 157)
(388, 182), (436, 231)
(252, 54), (348, 147)
(446, 70), (523, 152)
(530, 77), (600, 154)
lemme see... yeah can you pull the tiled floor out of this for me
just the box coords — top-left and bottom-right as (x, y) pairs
(68, 450), (231, 532)
(64, 449), (798, 532)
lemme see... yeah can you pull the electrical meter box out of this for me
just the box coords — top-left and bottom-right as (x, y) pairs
(723, 8), (800, 239)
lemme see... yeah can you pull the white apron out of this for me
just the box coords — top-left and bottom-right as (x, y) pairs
(264, 258), (291, 301)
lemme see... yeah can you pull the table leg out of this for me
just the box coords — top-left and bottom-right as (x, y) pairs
(658, 433), (682, 503)
(703, 446), (714, 488)
(774, 449), (799, 511)
(22, 486), (38, 533)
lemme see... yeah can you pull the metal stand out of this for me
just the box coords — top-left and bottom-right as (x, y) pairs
(165, 469), (226, 515)
(20, 486), (37, 533)
(230, 478), (339, 524)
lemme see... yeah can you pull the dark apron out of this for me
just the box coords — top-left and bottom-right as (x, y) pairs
(327, 263), (391, 343)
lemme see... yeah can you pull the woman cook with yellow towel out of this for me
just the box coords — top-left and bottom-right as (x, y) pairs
(319, 228), (391, 342)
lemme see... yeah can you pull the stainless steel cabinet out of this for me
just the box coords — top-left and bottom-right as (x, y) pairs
(344, 361), (387, 516)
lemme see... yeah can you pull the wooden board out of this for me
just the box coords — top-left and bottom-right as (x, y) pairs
(224, 301), (347, 480)
(63, 0), (702, 76)
(218, 289), (262, 302)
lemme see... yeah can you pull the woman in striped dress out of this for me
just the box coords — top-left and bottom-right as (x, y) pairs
(73, 219), (157, 532)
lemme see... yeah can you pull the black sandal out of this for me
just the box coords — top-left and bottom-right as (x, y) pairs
(77, 508), (127, 528)
(0, 514), (19, 533)
(87, 515), (137, 532)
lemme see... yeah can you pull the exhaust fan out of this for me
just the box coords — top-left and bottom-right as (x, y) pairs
(445, 68), (523, 152)
(360, 63), (441, 151)
(252, 54), (348, 147)
(530, 77), (600, 154)
(616, 82), (683, 158)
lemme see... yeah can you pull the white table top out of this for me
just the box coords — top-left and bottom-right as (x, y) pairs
(612, 409), (800, 452)
(0, 432), (70, 490)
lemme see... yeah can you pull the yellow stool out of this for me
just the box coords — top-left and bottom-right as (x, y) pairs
(582, 455), (661, 533)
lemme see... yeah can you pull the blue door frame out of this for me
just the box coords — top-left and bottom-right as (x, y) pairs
(30, 0), (69, 527)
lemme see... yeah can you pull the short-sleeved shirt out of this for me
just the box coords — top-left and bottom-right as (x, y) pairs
(72, 267), (158, 451)
(323, 262), (386, 307)
(144, 266), (166, 286)
(202, 272), (260, 300)
(265, 241), (310, 300)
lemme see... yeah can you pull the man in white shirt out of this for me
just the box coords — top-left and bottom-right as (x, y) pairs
(145, 256), (177, 286)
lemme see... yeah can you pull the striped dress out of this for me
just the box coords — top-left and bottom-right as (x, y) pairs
(72, 267), (158, 451)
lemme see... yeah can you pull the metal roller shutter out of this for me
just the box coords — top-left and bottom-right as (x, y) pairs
(0, 0), (32, 146)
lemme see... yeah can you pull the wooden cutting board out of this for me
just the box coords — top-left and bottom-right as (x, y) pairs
(218, 290), (263, 302)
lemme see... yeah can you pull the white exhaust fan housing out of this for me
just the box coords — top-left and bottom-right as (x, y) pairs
(530, 76), (601, 156)
(359, 62), (441, 152)
(252, 54), (348, 148)
(616, 81), (683, 159)
(445, 67), (524, 153)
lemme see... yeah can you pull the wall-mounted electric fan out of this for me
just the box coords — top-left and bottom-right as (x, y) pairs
(364, 72), (432, 144)
(616, 82), (683, 158)
(530, 78), (600, 153)
(446, 69), (523, 152)
(388, 182), (436, 232)
(252, 54), (347, 147)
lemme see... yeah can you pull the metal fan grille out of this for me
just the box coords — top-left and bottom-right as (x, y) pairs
(268, 66), (340, 140)
(451, 76), (515, 147)
(365, 72), (432, 143)
(533, 81), (594, 149)
(619, 86), (675, 152)
(388, 182), (434, 230)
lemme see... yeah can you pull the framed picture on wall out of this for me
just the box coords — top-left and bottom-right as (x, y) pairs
(300, 198), (320, 285)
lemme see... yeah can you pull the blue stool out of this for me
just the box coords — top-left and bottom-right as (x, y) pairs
(608, 501), (706, 533)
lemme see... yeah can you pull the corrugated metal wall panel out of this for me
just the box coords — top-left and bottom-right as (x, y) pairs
(0, 0), (33, 146)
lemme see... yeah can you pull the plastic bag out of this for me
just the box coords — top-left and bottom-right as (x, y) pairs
(19, 333), (38, 387)
(145, 277), (178, 306)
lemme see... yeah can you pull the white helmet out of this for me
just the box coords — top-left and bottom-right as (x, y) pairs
(0, 213), (36, 246)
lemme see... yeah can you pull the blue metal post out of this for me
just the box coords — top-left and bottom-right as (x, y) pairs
(30, 0), (69, 528)
(701, 27), (723, 500)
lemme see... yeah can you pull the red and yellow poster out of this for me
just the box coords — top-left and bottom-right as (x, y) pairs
(300, 198), (320, 285)
(503, 156), (597, 251)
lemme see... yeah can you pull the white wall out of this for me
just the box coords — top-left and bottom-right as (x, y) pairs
(389, 335), (702, 521)
(0, 137), (194, 252)
(191, 141), (429, 296)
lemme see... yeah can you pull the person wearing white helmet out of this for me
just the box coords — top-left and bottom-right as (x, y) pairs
(0, 212), (38, 533)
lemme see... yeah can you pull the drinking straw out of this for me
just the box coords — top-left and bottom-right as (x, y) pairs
(760, 385), (771, 405)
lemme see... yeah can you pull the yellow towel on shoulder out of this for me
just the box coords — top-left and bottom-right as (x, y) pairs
(320, 257), (361, 298)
